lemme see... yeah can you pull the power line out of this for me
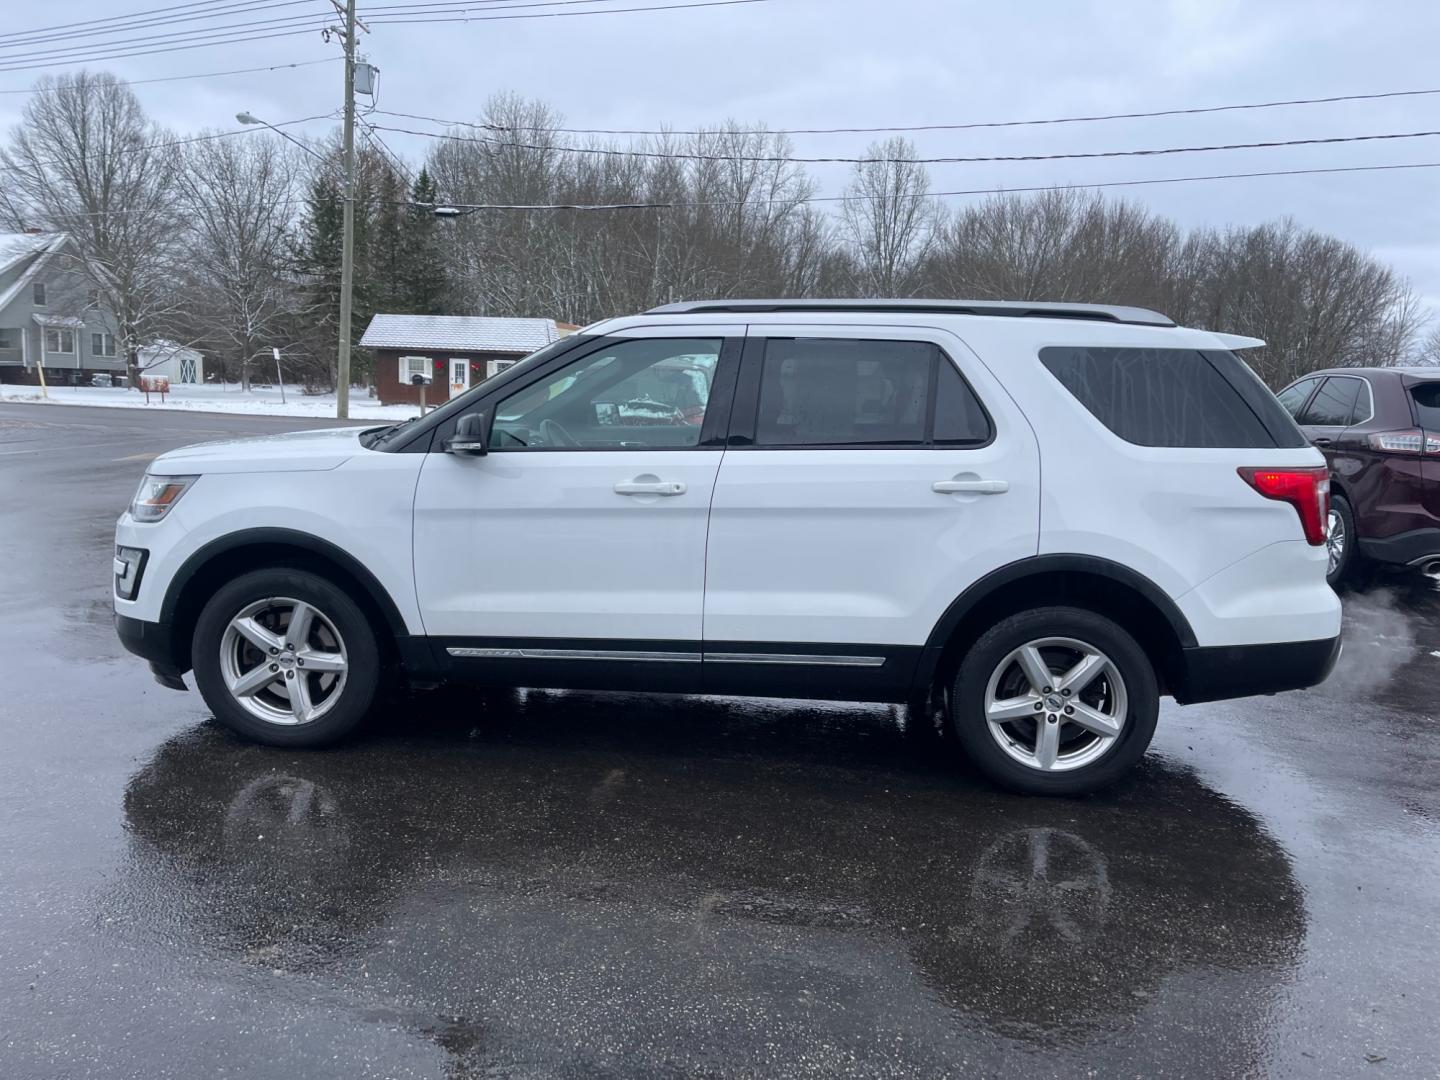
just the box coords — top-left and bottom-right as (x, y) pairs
(371, 119), (1440, 166)
(0, 0), (327, 49)
(0, 58), (336, 96)
(0, 11), (333, 63)
(386, 84), (1440, 138)
(362, 0), (769, 24)
(358, 0), (658, 13)
(359, 118), (414, 182)
(0, 26), (324, 74)
(408, 159), (1440, 212)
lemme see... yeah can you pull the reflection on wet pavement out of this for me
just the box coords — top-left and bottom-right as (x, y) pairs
(110, 691), (1306, 1075)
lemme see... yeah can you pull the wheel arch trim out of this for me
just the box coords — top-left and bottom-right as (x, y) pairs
(160, 527), (412, 641)
(909, 554), (1197, 703)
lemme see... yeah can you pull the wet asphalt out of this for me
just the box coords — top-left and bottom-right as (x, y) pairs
(0, 401), (1437, 1079)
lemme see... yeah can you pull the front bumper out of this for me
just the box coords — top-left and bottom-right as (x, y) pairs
(115, 613), (190, 690)
(1173, 634), (1342, 705)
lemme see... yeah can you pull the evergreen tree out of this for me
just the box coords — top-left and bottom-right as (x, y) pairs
(400, 167), (450, 314)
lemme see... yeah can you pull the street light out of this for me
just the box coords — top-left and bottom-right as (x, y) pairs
(235, 111), (324, 162)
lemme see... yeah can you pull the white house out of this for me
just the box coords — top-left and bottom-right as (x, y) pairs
(137, 340), (204, 384)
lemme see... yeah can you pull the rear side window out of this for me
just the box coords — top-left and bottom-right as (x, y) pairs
(1410, 383), (1440, 428)
(1276, 378), (1319, 419)
(1297, 377), (1362, 426)
(751, 339), (993, 448)
(1039, 347), (1306, 449)
(755, 339), (924, 447)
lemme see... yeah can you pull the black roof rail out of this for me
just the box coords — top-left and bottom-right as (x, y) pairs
(642, 298), (1175, 327)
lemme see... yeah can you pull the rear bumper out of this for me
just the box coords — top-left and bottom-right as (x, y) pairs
(1357, 527), (1440, 567)
(1173, 634), (1342, 705)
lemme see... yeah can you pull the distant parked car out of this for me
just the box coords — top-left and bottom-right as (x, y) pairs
(90, 373), (113, 388)
(1277, 367), (1440, 586)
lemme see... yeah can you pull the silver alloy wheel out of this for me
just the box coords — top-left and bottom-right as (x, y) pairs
(218, 596), (349, 726)
(983, 636), (1128, 772)
(1326, 508), (1345, 575)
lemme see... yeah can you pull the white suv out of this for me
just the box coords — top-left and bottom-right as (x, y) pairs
(113, 300), (1341, 795)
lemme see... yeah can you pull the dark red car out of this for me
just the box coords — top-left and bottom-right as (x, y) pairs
(1277, 367), (1440, 586)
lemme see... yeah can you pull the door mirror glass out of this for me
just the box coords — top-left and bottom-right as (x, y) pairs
(446, 410), (491, 455)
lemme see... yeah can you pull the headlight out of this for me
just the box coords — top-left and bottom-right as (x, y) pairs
(130, 474), (197, 522)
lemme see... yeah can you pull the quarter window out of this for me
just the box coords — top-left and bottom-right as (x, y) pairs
(1039, 346), (1300, 449)
(489, 338), (720, 449)
(1297, 377), (1362, 426)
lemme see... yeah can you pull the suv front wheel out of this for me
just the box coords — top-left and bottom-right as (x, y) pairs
(192, 568), (381, 747)
(952, 606), (1158, 796)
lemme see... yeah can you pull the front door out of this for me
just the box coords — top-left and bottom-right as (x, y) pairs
(448, 358), (470, 400)
(701, 325), (1041, 699)
(412, 329), (740, 690)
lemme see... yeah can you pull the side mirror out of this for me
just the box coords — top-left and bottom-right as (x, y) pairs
(445, 410), (490, 456)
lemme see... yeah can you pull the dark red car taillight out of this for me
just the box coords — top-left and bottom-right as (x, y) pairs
(1237, 466), (1330, 546)
(1366, 429), (1440, 454)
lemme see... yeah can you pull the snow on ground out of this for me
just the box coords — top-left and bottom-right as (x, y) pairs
(0, 382), (421, 422)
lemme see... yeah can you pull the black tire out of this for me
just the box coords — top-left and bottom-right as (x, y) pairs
(191, 567), (381, 748)
(950, 606), (1158, 796)
(1326, 493), (1356, 589)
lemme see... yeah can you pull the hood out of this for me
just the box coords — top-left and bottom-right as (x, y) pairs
(149, 426), (373, 475)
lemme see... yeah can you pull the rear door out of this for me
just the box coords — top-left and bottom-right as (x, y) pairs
(1295, 375), (1364, 457)
(700, 324), (1040, 700)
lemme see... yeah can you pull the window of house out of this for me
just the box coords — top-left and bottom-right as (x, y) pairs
(0, 329), (17, 350)
(1039, 346), (1305, 449)
(489, 338), (720, 450)
(32, 282), (46, 306)
(398, 355), (432, 384)
(44, 328), (75, 354)
(486, 358), (518, 379)
(1296, 376), (1363, 426)
(91, 332), (117, 357)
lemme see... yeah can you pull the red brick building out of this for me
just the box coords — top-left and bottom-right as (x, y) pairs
(359, 314), (571, 407)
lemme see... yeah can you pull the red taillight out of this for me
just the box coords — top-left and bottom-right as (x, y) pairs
(1237, 466), (1330, 546)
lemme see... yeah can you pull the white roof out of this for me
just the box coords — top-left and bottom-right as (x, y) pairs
(359, 313), (560, 353)
(0, 232), (60, 273)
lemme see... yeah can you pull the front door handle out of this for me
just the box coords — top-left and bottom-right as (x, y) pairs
(615, 479), (686, 496)
(933, 478), (1008, 495)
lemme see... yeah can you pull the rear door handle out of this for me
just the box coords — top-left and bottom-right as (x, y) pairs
(933, 479), (1008, 495)
(614, 479), (686, 496)
(1313, 436), (1334, 446)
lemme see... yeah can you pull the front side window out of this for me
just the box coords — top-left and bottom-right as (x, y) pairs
(756, 339), (932, 447)
(44, 328), (74, 354)
(490, 338), (720, 449)
(1297, 376), (1362, 426)
(1039, 346), (1302, 449)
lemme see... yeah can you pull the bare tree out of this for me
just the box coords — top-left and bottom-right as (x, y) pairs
(174, 134), (305, 389)
(840, 137), (939, 297)
(1, 71), (184, 384)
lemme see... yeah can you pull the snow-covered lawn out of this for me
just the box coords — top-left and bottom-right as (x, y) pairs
(0, 382), (421, 421)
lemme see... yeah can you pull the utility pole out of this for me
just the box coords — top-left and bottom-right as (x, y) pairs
(335, 0), (358, 420)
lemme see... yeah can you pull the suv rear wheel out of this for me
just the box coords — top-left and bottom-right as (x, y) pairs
(191, 568), (381, 747)
(951, 606), (1158, 795)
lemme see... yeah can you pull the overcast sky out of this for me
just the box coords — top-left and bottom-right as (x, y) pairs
(6, 0), (1440, 310)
